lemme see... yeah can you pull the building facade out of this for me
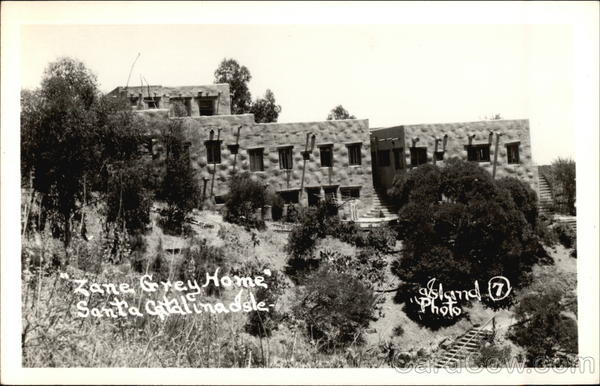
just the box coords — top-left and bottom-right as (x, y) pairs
(371, 120), (537, 193)
(111, 84), (537, 220)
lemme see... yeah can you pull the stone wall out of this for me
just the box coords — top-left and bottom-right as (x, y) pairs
(138, 112), (375, 216)
(371, 119), (537, 192)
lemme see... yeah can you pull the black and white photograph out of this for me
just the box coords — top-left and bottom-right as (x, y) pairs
(1, 1), (598, 384)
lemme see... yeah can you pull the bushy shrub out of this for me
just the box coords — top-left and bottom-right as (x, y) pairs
(159, 206), (192, 236)
(472, 344), (513, 368)
(509, 286), (578, 366)
(389, 158), (545, 326)
(283, 204), (301, 223)
(364, 226), (396, 252)
(554, 223), (576, 249)
(496, 176), (539, 226)
(224, 172), (267, 230)
(392, 325), (405, 337)
(243, 264), (289, 338)
(177, 237), (228, 296)
(293, 265), (377, 351)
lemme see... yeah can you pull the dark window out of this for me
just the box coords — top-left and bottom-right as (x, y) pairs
(320, 145), (333, 167)
(205, 140), (222, 164)
(278, 147), (293, 170)
(340, 187), (360, 199)
(279, 190), (299, 204)
(393, 148), (405, 169)
(323, 186), (338, 202)
(434, 151), (445, 161)
(144, 98), (158, 109)
(466, 144), (491, 162)
(305, 188), (321, 207)
(214, 195), (226, 205)
(248, 148), (264, 171)
(377, 150), (391, 167)
(347, 143), (362, 165)
(198, 98), (215, 116)
(506, 143), (520, 164)
(410, 147), (428, 166)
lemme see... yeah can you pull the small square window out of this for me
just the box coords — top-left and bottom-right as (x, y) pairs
(323, 186), (338, 202)
(198, 97), (216, 116)
(410, 147), (427, 166)
(305, 187), (321, 207)
(248, 148), (264, 171)
(340, 187), (360, 199)
(393, 148), (405, 169)
(214, 195), (226, 205)
(278, 147), (293, 170)
(205, 140), (222, 164)
(377, 150), (391, 167)
(320, 145), (333, 167)
(434, 151), (445, 161)
(278, 189), (300, 204)
(466, 144), (490, 162)
(506, 142), (520, 164)
(347, 143), (362, 166)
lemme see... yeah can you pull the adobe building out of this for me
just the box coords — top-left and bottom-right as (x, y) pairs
(109, 84), (537, 221)
(371, 120), (537, 192)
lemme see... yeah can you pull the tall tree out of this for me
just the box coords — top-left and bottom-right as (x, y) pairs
(214, 58), (252, 114)
(21, 57), (144, 250)
(250, 89), (281, 123)
(327, 105), (356, 120)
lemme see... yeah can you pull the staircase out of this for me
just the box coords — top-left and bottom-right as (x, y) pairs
(433, 326), (494, 368)
(538, 173), (554, 216)
(365, 188), (398, 219)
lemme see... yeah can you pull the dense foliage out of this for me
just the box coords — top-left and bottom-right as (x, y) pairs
(250, 89), (281, 123)
(214, 58), (253, 114)
(223, 172), (267, 230)
(509, 287), (578, 366)
(389, 159), (545, 320)
(21, 57), (145, 249)
(326, 105), (356, 120)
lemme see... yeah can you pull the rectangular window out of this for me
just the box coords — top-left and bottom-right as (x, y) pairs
(410, 147), (428, 166)
(323, 186), (338, 202)
(340, 187), (360, 200)
(434, 151), (445, 161)
(305, 188), (321, 207)
(198, 98), (215, 116)
(248, 148), (264, 171)
(205, 140), (222, 164)
(278, 190), (300, 204)
(319, 145), (333, 167)
(377, 150), (391, 167)
(347, 143), (362, 166)
(466, 144), (491, 162)
(393, 148), (405, 169)
(214, 195), (226, 205)
(506, 142), (520, 164)
(278, 147), (293, 170)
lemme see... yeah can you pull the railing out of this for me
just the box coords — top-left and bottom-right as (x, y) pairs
(436, 314), (496, 368)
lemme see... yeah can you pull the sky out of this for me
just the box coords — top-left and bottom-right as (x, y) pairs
(21, 24), (576, 165)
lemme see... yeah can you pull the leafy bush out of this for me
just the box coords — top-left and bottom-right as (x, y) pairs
(293, 265), (377, 351)
(244, 264), (289, 338)
(508, 286), (578, 366)
(554, 223), (576, 249)
(392, 325), (405, 337)
(159, 206), (192, 236)
(541, 158), (576, 215)
(472, 344), (513, 368)
(389, 158), (545, 326)
(177, 237), (229, 296)
(283, 204), (302, 223)
(224, 172), (267, 230)
(496, 176), (539, 226)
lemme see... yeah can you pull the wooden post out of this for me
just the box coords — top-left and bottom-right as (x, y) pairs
(492, 132), (502, 179)
(210, 128), (222, 197)
(231, 125), (242, 174)
(298, 133), (311, 201)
